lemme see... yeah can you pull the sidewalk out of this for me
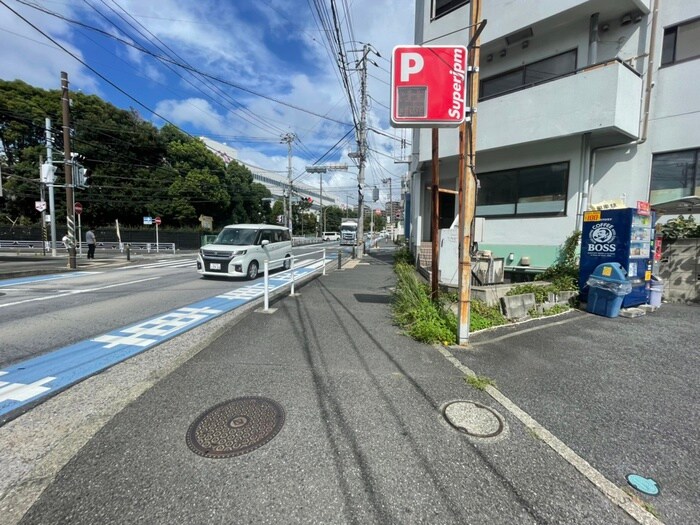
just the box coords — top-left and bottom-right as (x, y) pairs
(2, 246), (661, 525)
(6, 246), (700, 525)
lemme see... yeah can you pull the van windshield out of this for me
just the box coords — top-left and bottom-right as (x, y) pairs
(214, 228), (257, 245)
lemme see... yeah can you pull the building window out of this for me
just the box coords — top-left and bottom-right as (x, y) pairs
(480, 50), (577, 99)
(650, 149), (699, 204)
(476, 162), (569, 217)
(432, 0), (468, 20)
(662, 17), (700, 65)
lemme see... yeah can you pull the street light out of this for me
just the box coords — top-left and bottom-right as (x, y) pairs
(305, 164), (348, 232)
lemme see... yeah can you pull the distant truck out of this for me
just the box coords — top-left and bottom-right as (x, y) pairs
(340, 219), (358, 246)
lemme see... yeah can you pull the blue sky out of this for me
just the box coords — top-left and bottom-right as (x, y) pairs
(0, 0), (414, 206)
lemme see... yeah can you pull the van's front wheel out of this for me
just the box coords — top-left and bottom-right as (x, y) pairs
(246, 261), (259, 280)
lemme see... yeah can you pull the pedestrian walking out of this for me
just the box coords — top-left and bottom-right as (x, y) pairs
(86, 228), (96, 259)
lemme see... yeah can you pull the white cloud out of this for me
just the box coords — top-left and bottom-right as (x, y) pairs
(0, 0), (414, 205)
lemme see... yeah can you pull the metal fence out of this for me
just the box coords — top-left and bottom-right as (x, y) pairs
(0, 240), (175, 254)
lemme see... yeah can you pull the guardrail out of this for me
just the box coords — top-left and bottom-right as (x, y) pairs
(0, 240), (176, 254)
(261, 247), (332, 311)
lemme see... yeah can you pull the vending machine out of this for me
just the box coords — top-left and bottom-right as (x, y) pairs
(579, 205), (654, 307)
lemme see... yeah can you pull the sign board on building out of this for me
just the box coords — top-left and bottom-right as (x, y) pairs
(390, 45), (468, 128)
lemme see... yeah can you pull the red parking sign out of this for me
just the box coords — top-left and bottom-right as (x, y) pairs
(391, 45), (468, 128)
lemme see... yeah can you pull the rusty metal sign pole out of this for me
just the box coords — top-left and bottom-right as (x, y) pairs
(431, 128), (440, 298)
(457, 0), (482, 345)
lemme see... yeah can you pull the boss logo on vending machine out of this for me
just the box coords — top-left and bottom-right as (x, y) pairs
(588, 222), (617, 252)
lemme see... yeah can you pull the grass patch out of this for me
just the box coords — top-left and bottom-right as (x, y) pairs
(392, 261), (509, 344)
(465, 374), (496, 391)
(621, 488), (662, 519)
(392, 262), (456, 345)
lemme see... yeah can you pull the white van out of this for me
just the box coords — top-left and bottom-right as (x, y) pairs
(322, 231), (340, 241)
(197, 224), (292, 280)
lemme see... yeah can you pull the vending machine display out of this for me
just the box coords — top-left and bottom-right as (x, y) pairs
(579, 206), (654, 307)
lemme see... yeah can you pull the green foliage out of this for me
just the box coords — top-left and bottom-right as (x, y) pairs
(322, 206), (346, 232)
(507, 283), (553, 303)
(535, 230), (581, 286)
(0, 80), (272, 228)
(392, 263), (508, 344)
(528, 303), (571, 318)
(392, 263), (456, 344)
(393, 246), (414, 266)
(660, 215), (700, 239)
(470, 300), (508, 331)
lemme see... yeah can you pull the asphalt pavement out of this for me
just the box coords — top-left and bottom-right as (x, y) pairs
(1, 242), (697, 524)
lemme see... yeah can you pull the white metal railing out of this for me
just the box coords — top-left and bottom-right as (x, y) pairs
(0, 240), (175, 254)
(262, 248), (328, 311)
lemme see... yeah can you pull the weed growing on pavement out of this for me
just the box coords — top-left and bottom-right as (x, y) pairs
(621, 488), (662, 519)
(470, 300), (508, 331)
(393, 247), (414, 266)
(528, 304), (571, 318)
(392, 261), (508, 344)
(392, 262), (456, 344)
(465, 374), (496, 391)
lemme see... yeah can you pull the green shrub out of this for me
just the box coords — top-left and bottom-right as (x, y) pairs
(660, 215), (700, 239)
(506, 283), (554, 303)
(392, 263), (509, 343)
(393, 247), (414, 266)
(535, 230), (581, 287)
(470, 300), (508, 331)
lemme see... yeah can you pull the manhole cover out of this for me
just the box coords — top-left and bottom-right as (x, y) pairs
(186, 396), (285, 458)
(626, 474), (660, 496)
(443, 400), (504, 438)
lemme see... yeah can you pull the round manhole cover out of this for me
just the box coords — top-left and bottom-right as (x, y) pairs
(443, 401), (504, 438)
(186, 396), (285, 458)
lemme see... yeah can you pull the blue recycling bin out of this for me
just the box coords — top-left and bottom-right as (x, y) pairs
(585, 262), (632, 318)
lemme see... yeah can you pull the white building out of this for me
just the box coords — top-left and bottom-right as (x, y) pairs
(408, 0), (700, 272)
(199, 137), (340, 211)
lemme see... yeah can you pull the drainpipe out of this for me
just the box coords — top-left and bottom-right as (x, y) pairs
(583, 0), (658, 226)
(588, 13), (599, 65)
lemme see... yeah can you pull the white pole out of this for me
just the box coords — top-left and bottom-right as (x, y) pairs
(290, 255), (296, 296)
(323, 248), (326, 276)
(264, 260), (269, 311)
(156, 222), (159, 253)
(78, 213), (82, 257)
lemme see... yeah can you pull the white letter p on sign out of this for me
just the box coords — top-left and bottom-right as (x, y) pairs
(400, 52), (424, 82)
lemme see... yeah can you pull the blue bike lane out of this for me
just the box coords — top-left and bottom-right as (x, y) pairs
(0, 261), (326, 423)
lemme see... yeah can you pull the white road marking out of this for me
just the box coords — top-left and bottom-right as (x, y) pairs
(92, 306), (222, 349)
(0, 277), (161, 309)
(0, 372), (57, 403)
(436, 346), (664, 525)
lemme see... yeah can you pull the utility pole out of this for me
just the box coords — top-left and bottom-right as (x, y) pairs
(61, 71), (76, 269)
(46, 118), (57, 256)
(457, 0), (483, 344)
(382, 177), (393, 239)
(352, 43), (374, 257)
(281, 132), (295, 236)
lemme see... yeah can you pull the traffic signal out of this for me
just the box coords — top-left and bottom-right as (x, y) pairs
(75, 167), (90, 188)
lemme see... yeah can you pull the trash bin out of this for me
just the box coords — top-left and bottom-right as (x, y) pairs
(586, 262), (632, 318)
(649, 276), (663, 307)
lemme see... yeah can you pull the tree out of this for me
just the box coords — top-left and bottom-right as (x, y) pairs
(323, 205), (345, 231)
